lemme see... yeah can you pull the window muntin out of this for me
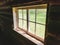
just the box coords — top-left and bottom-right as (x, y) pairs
(13, 4), (47, 41)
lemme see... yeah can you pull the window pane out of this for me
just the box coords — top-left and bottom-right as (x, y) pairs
(36, 24), (45, 39)
(23, 9), (27, 20)
(29, 22), (35, 34)
(18, 19), (22, 28)
(18, 9), (22, 18)
(36, 9), (47, 24)
(29, 9), (35, 22)
(22, 20), (27, 30)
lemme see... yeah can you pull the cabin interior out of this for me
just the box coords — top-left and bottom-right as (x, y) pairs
(0, 0), (60, 45)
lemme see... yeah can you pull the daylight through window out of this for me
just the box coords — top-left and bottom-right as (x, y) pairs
(13, 4), (47, 41)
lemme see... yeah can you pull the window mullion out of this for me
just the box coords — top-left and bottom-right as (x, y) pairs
(22, 9), (24, 28)
(35, 9), (37, 34)
(27, 9), (29, 31)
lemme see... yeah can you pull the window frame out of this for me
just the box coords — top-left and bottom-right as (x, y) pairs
(13, 4), (47, 43)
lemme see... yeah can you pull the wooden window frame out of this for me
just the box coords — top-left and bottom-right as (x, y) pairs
(13, 4), (47, 43)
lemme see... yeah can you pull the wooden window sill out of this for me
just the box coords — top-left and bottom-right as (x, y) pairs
(13, 28), (44, 45)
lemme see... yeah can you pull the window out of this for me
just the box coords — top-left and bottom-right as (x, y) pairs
(13, 4), (47, 42)
(18, 9), (27, 30)
(28, 9), (35, 34)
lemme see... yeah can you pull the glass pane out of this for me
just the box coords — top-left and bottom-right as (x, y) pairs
(36, 24), (45, 39)
(18, 9), (22, 18)
(36, 9), (47, 24)
(22, 20), (27, 30)
(18, 19), (22, 28)
(29, 22), (35, 34)
(29, 9), (35, 22)
(23, 9), (27, 20)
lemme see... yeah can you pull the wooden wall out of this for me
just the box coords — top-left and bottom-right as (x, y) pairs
(0, 7), (36, 45)
(45, 2), (60, 45)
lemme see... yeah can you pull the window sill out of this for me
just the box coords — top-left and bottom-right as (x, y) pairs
(14, 28), (44, 45)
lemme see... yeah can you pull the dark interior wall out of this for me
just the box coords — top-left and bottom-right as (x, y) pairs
(45, 4), (60, 45)
(0, 7), (36, 45)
